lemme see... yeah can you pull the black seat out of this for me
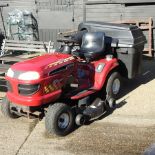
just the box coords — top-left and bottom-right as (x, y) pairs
(79, 32), (105, 61)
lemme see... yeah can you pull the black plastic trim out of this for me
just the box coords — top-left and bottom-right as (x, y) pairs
(18, 84), (40, 96)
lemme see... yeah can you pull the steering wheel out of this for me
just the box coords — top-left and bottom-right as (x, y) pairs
(57, 38), (79, 44)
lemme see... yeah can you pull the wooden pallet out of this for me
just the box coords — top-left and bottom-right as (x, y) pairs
(114, 17), (154, 57)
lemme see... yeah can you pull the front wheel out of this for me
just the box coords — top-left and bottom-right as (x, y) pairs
(1, 96), (19, 119)
(45, 103), (74, 136)
(106, 71), (122, 100)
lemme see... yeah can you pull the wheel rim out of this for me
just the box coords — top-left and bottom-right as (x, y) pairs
(58, 113), (70, 129)
(112, 78), (120, 95)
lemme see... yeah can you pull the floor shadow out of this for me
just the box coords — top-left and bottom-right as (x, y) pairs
(80, 57), (155, 129)
(83, 98), (128, 126)
(119, 57), (155, 98)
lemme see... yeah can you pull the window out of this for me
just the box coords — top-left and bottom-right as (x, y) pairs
(56, 0), (73, 6)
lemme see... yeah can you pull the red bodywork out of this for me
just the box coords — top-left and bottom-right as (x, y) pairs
(6, 52), (118, 107)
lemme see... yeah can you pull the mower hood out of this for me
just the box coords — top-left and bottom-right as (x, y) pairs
(10, 53), (75, 75)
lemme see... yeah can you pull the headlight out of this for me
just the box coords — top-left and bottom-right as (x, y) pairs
(18, 71), (40, 80)
(6, 68), (14, 78)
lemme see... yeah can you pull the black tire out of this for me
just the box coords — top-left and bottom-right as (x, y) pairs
(106, 72), (122, 100)
(45, 103), (74, 136)
(1, 96), (19, 119)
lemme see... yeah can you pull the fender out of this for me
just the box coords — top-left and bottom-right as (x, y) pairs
(93, 58), (119, 91)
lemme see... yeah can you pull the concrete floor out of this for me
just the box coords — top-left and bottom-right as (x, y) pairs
(1, 58), (155, 155)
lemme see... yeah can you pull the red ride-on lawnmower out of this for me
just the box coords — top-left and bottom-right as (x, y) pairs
(1, 22), (146, 136)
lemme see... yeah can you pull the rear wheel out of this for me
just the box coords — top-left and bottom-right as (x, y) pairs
(1, 96), (19, 119)
(106, 72), (122, 100)
(45, 103), (74, 136)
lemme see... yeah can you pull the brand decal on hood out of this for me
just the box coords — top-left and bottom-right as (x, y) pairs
(46, 56), (74, 69)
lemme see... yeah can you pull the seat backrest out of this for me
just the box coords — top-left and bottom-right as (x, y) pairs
(80, 32), (105, 60)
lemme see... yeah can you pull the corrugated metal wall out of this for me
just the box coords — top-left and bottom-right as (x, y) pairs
(0, 0), (75, 44)
(39, 28), (69, 47)
(0, 0), (155, 49)
(35, 0), (75, 46)
(84, 1), (155, 22)
(36, 0), (74, 11)
(81, 0), (155, 51)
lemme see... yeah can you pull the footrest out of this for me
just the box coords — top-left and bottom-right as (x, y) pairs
(71, 89), (96, 100)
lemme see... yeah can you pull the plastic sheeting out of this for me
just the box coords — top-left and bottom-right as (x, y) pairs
(7, 9), (39, 41)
